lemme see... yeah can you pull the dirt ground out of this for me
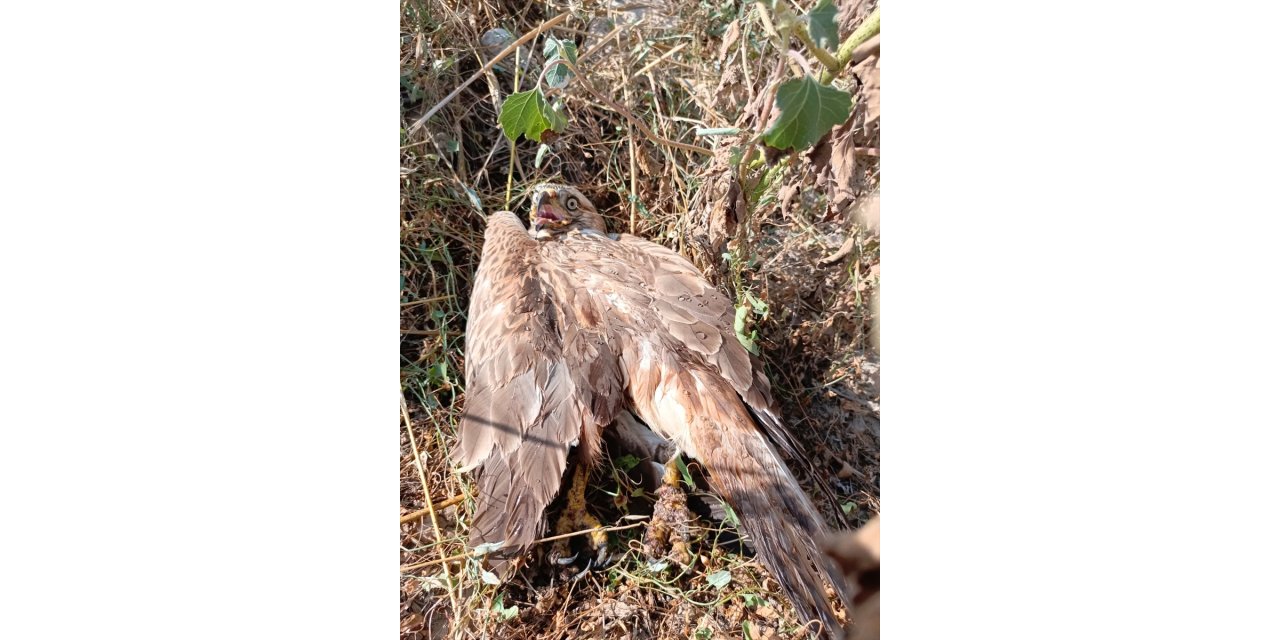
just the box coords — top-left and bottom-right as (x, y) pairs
(401, 1), (879, 637)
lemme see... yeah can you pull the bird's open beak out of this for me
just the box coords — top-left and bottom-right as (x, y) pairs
(532, 188), (567, 231)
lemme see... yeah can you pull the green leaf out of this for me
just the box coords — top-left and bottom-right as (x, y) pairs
(548, 99), (568, 134)
(479, 568), (500, 585)
(534, 143), (551, 168)
(706, 569), (731, 589)
(472, 540), (506, 555)
(615, 453), (641, 472)
(542, 36), (578, 89)
(809, 0), (839, 51)
(673, 456), (695, 490)
(498, 89), (564, 143)
(492, 592), (518, 621)
(720, 499), (741, 528)
(742, 593), (766, 607)
(762, 75), (851, 152)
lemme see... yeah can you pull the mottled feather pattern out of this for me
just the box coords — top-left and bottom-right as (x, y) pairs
(454, 212), (608, 576)
(456, 188), (851, 637)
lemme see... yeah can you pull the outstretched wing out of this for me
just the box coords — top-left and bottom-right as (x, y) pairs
(453, 212), (617, 574)
(552, 230), (853, 632)
(609, 233), (850, 526)
(610, 232), (801, 458)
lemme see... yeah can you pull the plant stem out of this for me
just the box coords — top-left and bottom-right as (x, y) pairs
(794, 24), (842, 76)
(820, 6), (880, 84)
(505, 47), (521, 207)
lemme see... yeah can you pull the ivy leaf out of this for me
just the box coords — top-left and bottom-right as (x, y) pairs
(499, 89), (564, 143)
(809, 0), (839, 51)
(762, 75), (851, 152)
(706, 569), (732, 590)
(542, 36), (578, 89)
(545, 98), (568, 137)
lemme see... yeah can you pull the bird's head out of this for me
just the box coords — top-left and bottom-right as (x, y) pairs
(529, 183), (606, 237)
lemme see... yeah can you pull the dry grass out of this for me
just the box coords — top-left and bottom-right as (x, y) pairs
(401, 1), (879, 637)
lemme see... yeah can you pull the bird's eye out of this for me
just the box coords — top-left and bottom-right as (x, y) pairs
(565, 196), (579, 211)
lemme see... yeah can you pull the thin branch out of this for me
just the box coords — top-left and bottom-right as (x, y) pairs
(408, 11), (571, 133)
(401, 392), (457, 614)
(399, 521), (648, 573)
(578, 21), (627, 65)
(753, 1), (784, 48)
(575, 80), (713, 157)
(401, 494), (467, 524)
(635, 42), (689, 77)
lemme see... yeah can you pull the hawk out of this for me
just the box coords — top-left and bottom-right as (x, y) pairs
(455, 183), (852, 635)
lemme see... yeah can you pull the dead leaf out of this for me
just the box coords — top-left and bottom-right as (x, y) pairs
(857, 58), (880, 126)
(837, 461), (855, 479)
(400, 612), (423, 633)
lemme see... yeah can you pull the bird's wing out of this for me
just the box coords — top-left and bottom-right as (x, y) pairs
(555, 231), (851, 635)
(609, 232), (801, 458)
(453, 212), (619, 574)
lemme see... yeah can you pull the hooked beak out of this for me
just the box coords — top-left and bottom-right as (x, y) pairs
(532, 188), (565, 231)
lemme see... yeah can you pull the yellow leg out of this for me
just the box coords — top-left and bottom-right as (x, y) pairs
(548, 463), (609, 566)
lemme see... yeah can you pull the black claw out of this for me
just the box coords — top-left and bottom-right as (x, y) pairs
(553, 551), (579, 566)
(595, 544), (611, 567)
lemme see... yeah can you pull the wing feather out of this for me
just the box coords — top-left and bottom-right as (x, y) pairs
(454, 212), (615, 575)
(458, 210), (849, 633)
(605, 233), (798, 454)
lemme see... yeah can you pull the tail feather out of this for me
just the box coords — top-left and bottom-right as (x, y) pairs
(690, 395), (852, 638)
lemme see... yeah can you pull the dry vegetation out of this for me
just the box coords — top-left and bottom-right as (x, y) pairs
(401, 1), (879, 637)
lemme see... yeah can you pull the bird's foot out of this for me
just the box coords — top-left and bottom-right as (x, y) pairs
(643, 455), (694, 566)
(546, 464), (612, 574)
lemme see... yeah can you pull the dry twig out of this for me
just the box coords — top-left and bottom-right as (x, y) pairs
(407, 11), (572, 135)
(402, 392), (457, 614)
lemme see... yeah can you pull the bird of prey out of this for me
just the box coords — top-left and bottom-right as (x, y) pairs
(455, 183), (852, 635)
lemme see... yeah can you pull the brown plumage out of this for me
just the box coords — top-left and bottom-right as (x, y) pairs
(455, 183), (851, 636)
